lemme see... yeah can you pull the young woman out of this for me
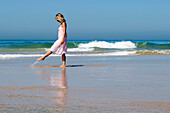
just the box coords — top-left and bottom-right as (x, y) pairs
(37, 13), (67, 67)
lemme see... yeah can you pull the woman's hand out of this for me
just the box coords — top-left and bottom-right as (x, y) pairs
(61, 40), (64, 45)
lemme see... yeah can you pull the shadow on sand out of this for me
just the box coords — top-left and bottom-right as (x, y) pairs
(30, 65), (84, 68)
(66, 65), (84, 67)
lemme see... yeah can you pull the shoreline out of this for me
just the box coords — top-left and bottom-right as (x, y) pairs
(0, 51), (170, 59)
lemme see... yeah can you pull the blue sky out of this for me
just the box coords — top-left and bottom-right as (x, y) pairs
(0, 0), (170, 40)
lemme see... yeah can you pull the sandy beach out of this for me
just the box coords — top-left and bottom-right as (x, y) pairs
(0, 55), (170, 112)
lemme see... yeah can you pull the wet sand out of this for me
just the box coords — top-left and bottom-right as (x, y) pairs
(0, 55), (170, 112)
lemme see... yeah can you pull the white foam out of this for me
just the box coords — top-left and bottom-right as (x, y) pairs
(78, 41), (136, 49)
(67, 48), (94, 52)
(0, 54), (58, 59)
(44, 48), (50, 51)
(0, 51), (137, 59)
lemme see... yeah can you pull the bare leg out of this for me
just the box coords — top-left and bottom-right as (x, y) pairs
(60, 53), (66, 67)
(37, 51), (52, 61)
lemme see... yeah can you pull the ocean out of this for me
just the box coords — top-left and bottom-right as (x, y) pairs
(0, 40), (170, 59)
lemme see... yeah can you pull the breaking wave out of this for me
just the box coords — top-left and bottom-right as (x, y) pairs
(0, 40), (170, 53)
(78, 41), (136, 49)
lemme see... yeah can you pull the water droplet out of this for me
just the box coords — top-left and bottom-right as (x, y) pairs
(32, 61), (39, 66)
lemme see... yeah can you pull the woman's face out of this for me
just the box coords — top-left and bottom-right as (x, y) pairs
(55, 17), (60, 23)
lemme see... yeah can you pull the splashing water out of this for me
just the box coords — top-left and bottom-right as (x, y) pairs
(32, 60), (39, 66)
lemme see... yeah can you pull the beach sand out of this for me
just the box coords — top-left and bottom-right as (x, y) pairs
(0, 55), (170, 112)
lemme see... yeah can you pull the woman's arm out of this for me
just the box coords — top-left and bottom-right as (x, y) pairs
(60, 22), (66, 44)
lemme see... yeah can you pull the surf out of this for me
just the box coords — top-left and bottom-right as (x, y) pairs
(0, 40), (170, 53)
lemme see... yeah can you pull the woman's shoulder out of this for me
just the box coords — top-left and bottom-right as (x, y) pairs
(60, 22), (67, 28)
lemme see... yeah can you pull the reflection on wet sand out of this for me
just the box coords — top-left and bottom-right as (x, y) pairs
(36, 67), (67, 106)
(49, 67), (67, 89)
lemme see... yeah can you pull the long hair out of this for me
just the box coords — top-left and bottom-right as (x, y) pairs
(56, 13), (66, 23)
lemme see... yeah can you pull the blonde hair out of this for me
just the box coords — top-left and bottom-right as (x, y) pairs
(56, 13), (66, 23)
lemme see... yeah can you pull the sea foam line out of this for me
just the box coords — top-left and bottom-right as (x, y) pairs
(0, 51), (137, 59)
(1, 50), (170, 59)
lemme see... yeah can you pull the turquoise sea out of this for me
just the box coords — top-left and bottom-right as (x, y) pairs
(0, 40), (170, 59)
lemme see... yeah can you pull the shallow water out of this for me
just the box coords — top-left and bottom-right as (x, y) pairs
(0, 55), (170, 112)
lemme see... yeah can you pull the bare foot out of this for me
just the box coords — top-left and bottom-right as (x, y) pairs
(59, 65), (66, 68)
(37, 57), (45, 61)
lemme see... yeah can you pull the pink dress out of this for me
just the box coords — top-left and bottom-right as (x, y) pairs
(49, 26), (67, 55)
